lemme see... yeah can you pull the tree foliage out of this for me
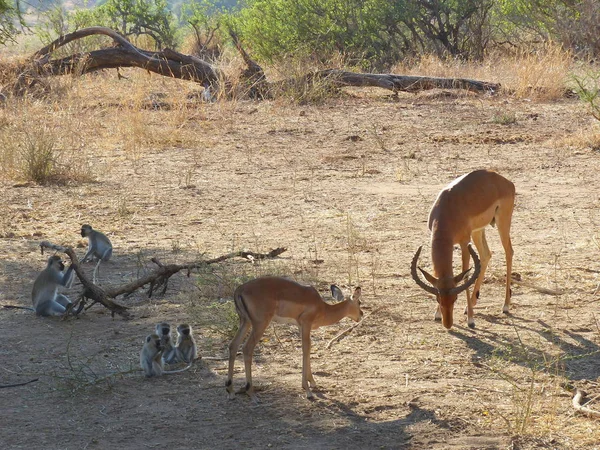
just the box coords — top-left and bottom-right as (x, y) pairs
(0, 0), (20, 44)
(37, 0), (176, 49)
(232, 0), (496, 69)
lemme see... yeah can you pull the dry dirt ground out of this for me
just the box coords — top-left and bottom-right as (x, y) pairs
(1, 76), (600, 449)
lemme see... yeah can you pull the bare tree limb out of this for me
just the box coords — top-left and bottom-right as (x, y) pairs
(312, 70), (500, 93)
(40, 241), (131, 319)
(511, 277), (564, 296)
(28, 27), (223, 89)
(39, 241), (287, 319)
(326, 305), (386, 349)
(11, 26), (500, 100)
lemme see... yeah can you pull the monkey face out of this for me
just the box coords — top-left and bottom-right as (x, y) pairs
(80, 225), (92, 237)
(178, 324), (191, 336)
(160, 327), (170, 336)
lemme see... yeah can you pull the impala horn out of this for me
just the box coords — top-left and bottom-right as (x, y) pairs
(447, 244), (481, 296)
(411, 246), (439, 296)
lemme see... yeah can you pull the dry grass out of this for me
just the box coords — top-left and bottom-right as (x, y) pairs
(2, 43), (600, 448)
(393, 43), (573, 100)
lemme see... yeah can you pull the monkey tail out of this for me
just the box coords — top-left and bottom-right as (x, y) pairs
(3, 305), (35, 312)
(163, 361), (193, 374)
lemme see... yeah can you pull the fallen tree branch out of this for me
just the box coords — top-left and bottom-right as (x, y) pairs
(11, 26), (501, 100)
(39, 241), (287, 319)
(312, 70), (500, 94)
(572, 389), (600, 418)
(511, 277), (564, 296)
(326, 305), (386, 349)
(40, 241), (131, 319)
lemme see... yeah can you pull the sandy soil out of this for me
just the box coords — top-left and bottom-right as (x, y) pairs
(1, 82), (600, 450)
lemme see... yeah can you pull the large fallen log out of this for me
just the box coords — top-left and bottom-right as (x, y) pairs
(8, 26), (500, 99)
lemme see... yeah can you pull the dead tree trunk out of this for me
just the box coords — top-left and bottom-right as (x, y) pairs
(20, 27), (223, 95)
(11, 26), (501, 98)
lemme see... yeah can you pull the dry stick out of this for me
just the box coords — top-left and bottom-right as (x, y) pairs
(0, 378), (39, 389)
(572, 389), (600, 418)
(511, 277), (564, 296)
(326, 306), (386, 349)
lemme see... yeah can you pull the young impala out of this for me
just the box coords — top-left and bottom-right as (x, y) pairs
(226, 277), (363, 401)
(411, 169), (515, 329)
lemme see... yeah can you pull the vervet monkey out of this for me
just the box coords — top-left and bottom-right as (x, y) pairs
(80, 224), (113, 262)
(140, 333), (193, 377)
(140, 334), (164, 377)
(31, 256), (75, 316)
(155, 322), (178, 365)
(175, 324), (197, 364)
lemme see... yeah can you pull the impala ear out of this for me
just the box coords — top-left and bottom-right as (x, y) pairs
(418, 267), (438, 286)
(352, 287), (361, 302)
(331, 285), (344, 301)
(453, 268), (472, 284)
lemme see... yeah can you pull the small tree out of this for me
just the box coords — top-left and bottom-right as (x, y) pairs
(100, 0), (175, 48)
(180, 0), (224, 60)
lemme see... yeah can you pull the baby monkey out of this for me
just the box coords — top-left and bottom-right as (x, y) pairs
(140, 334), (164, 377)
(155, 322), (178, 365)
(175, 324), (198, 364)
(80, 224), (112, 262)
(80, 224), (113, 284)
(140, 331), (195, 378)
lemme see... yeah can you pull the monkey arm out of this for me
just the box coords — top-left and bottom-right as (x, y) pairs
(62, 265), (75, 288)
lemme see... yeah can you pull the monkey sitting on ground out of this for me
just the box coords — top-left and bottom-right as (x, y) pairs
(176, 324), (198, 364)
(155, 322), (179, 365)
(80, 224), (112, 262)
(140, 334), (164, 377)
(31, 255), (75, 316)
(140, 332), (195, 377)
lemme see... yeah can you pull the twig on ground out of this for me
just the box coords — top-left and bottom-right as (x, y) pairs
(0, 378), (39, 388)
(511, 277), (564, 296)
(572, 389), (600, 418)
(326, 306), (386, 349)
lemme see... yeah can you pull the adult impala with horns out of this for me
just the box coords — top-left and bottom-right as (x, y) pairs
(411, 170), (515, 329)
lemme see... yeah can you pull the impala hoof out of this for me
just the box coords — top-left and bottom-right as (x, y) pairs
(468, 321), (476, 329)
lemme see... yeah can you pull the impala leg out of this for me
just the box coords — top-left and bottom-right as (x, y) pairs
(300, 323), (315, 399)
(496, 209), (514, 314)
(226, 320), (251, 400)
(242, 320), (269, 402)
(434, 304), (442, 321)
(459, 242), (476, 328)
(470, 230), (492, 307)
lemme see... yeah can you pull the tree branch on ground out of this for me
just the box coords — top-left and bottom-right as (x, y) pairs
(572, 389), (600, 418)
(8, 26), (500, 98)
(39, 240), (287, 320)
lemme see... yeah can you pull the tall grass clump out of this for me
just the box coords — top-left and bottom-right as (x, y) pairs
(0, 115), (92, 184)
(270, 56), (346, 105)
(392, 43), (573, 100)
(572, 69), (600, 122)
